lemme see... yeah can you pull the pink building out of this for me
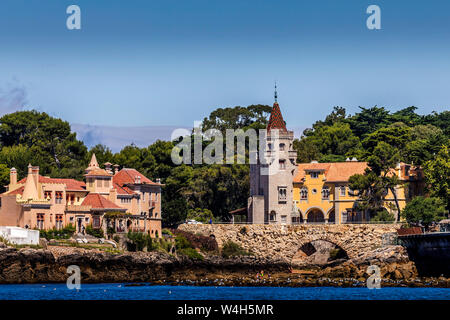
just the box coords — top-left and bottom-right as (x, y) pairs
(0, 154), (163, 238)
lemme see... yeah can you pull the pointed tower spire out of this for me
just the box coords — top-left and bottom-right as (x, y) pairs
(267, 83), (287, 132)
(22, 164), (39, 201)
(86, 153), (100, 174)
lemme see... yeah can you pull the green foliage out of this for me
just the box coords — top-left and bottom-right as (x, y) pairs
(39, 224), (76, 240)
(126, 231), (155, 252)
(85, 225), (104, 238)
(401, 196), (446, 229)
(173, 229), (218, 252)
(370, 209), (395, 222)
(186, 208), (214, 223)
(178, 247), (204, 260)
(0, 111), (87, 178)
(424, 145), (450, 210)
(221, 240), (252, 258)
(175, 234), (192, 250)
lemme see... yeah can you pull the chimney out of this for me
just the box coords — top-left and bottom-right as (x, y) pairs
(351, 157), (358, 162)
(9, 167), (17, 186)
(22, 164), (39, 201)
(135, 175), (141, 184)
(346, 158), (351, 162)
(113, 164), (119, 175)
(32, 166), (39, 187)
(104, 162), (112, 174)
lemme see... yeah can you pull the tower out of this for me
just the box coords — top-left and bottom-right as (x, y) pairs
(248, 86), (297, 224)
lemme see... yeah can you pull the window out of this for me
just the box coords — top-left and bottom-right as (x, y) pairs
(97, 179), (102, 188)
(300, 187), (308, 200)
(311, 188), (317, 194)
(279, 159), (286, 170)
(142, 192), (145, 201)
(93, 216), (101, 229)
(310, 172), (319, 179)
(55, 191), (63, 204)
(55, 214), (63, 230)
(268, 143), (272, 150)
(281, 215), (287, 223)
(44, 191), (52, 200)
(85, 217), (89, 222)
(340, 186), (346, 196)
(278, 187), (287, 202)
(322, 187), (330, 200)
(279, 143), (285, 151)
(104, 179), (110, 188)
(37, 213), (45, 229)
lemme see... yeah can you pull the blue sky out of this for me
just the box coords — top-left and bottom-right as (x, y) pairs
(0, 0), (449, 150)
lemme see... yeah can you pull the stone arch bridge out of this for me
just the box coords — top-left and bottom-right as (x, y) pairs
(179, 224), (401, 262)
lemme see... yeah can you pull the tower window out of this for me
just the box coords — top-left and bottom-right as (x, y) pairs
(340, 186), (346, 196)
(279, 143), (285, 151)
(279, 160), (286, 170)
(278, 187), (287, 202)
(310, 172), (319, 179)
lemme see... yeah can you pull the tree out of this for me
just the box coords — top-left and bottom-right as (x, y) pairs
(346, 106), (390, 139)
(349, 142), (403, 221)
(423, 145), (450, 210)
(201, 104), (272, 133)
(401, 196), (446, 230)
(0, 111), (87, 178)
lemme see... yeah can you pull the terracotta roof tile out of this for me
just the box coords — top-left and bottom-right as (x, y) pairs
(294, 162), (368, 183)
(18, 175), (86, 191)
(85, 169), (112, 177)
(81, 193), (124, 210)
(267, 102), (287, 132)
(113, 168), (157, 186)
(6, 186), (24, 196)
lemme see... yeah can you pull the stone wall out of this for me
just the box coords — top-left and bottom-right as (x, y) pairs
(179, 224), (401, 262)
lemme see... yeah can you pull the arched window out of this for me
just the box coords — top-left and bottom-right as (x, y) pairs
(300, 187), (308, 200)
(321, 186), (330, 200)
(279, 143), (285, 151)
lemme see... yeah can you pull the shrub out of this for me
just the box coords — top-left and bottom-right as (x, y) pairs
(113, 235), (120, 243)
(221, 241), (252, 258)
(371, 209), (395, 222)
(86, 225), (104, 238)
(175, 235), (192, 250)
(39, 223), (76, 240)
(401, 196), (446, 230)
(178, 247), (204, 260)
(172, 229), (218, 252)
(127, 231), (148, 251)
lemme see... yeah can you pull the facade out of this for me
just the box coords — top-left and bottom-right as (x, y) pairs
(0, 154), (163, 237)
(247, 99), (423, 225)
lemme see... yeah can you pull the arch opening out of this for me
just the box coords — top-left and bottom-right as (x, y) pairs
(292, 239), (349, 266)
(306, 209), (325, 223)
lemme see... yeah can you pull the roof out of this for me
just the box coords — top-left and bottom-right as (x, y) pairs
(6, 186), (24, 196)
(85, 169), (112, 177)
(267, 102), (287, 132)
(113, 168), (158, 186)
(113, 182), (135, 195)
(294, 161), (368, 183)
(17, 175), (86, 191)
(81, 193), (124, 210)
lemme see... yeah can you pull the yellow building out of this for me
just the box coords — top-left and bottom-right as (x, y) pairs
(292, 160), (423, 224)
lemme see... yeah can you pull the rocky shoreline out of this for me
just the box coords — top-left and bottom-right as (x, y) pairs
(0, 244), (449, 288)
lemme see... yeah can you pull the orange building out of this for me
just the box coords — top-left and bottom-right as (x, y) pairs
(292, 160), (424, 224)
(0, 154), (163, 238)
